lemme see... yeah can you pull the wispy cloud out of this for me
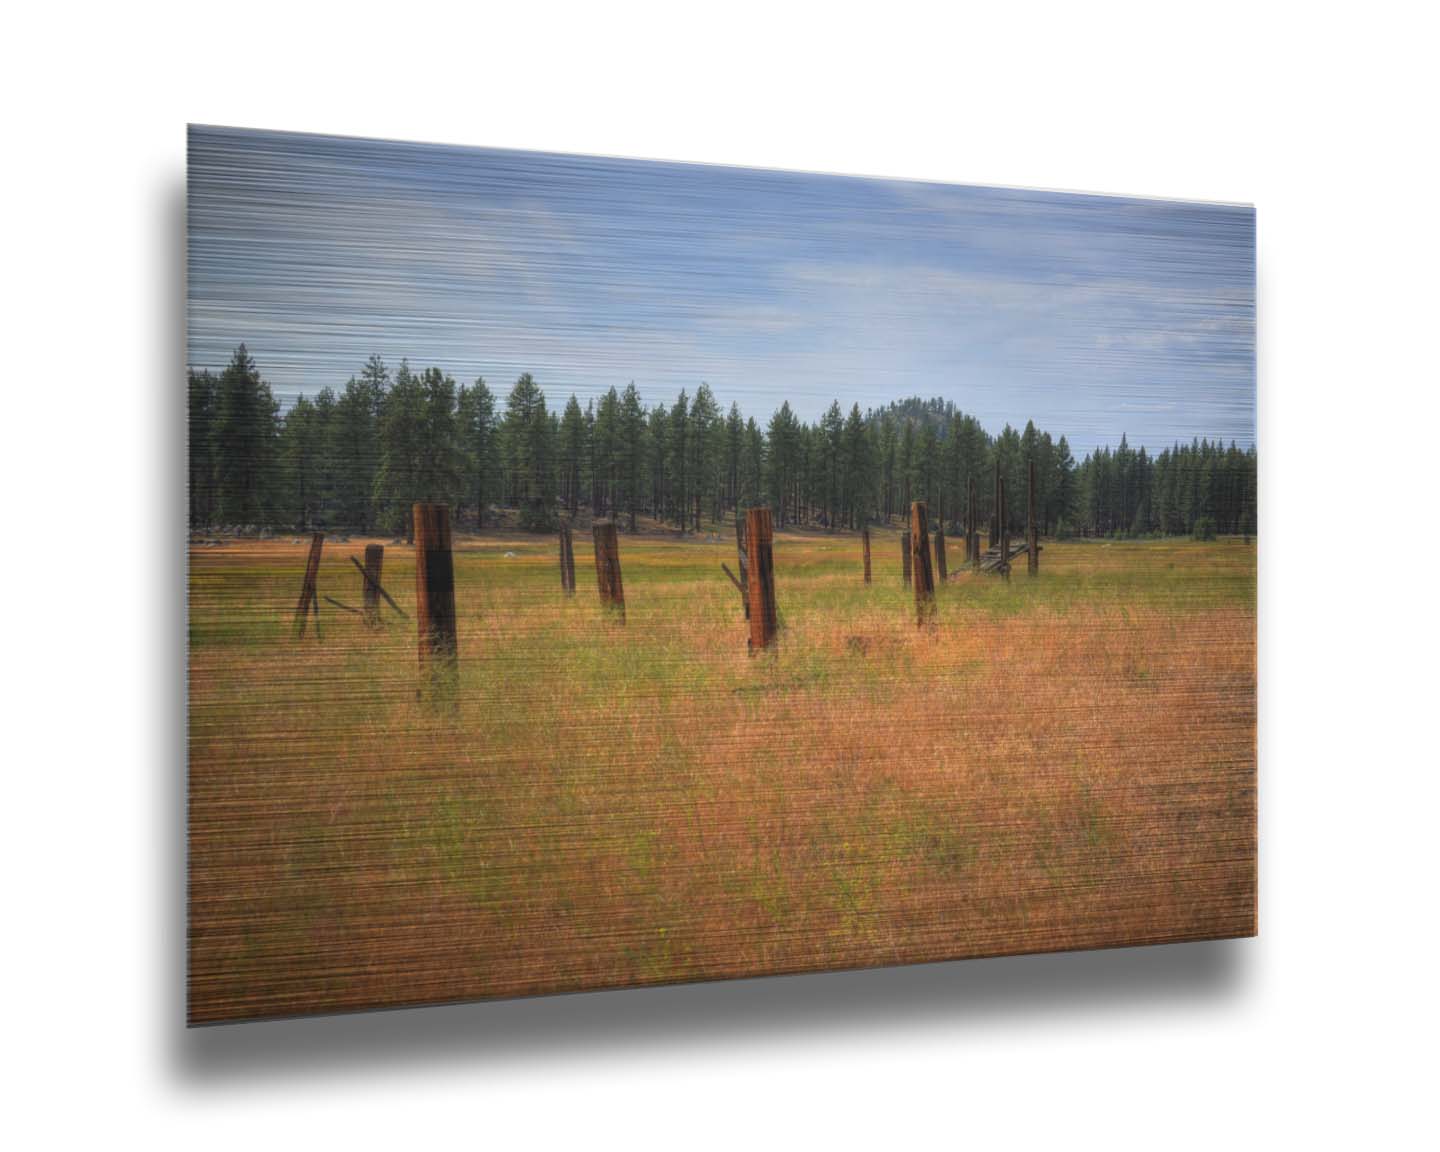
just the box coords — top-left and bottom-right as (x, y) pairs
(187, 126), (1255, 454)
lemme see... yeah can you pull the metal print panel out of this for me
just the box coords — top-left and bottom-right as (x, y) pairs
(186, 126), (1256, 1024)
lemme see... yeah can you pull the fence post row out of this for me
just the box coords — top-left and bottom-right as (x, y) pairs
(593, 519), (626, 622)
(862, 526), (872, 585)
(413, 504), (458, 702)
(292, 531), (324, 640)
(901, 530), (912, 587)
(745, 506), (777, 652)
(934, 526), (947, 582)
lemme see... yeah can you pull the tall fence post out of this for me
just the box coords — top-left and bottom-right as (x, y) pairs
(1027, 457), (1039, 577)
(362, 543), (384, 627)
(292, 532), (324, 640)
(901, 530), (912, 586)
(862, 526), (872, 584)
(745, 506), (777, 652)
(934, 527), (947, 582)
(413, 504), (458, 701)
(559, 522), (576, 595)
(911, 502), (936, 626)
(735, 512), (750, 620)
(593, 519), (625, 622)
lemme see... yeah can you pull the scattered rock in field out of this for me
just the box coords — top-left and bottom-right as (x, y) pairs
(504, 551), (518, 558)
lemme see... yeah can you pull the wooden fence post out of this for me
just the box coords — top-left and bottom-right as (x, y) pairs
(901, 530), (912, 586)
(292, 532), (324, 640)
(413, 504), (458, 700)
(361, 543), (383, 627)
(559, 522), (576, 594)
(911, 502), (936, 626)
(735, 512), (750, 620)
(745, 506), (777, 652)
(934, 527), (947, 582)
(593, 519), (625, 622)
(1027, 457), (1039, 576)
(862, 526), (872, 585)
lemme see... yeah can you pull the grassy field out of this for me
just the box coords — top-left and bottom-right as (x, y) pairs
(187, 527), (1256, 1023)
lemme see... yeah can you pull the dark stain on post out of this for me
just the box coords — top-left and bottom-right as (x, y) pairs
(745, 506), (777, 652)
(593, 519), (625, 622)
(362, 543), (384, 627)
(911, 502), (936, 626)
(413, 504), (458, 701)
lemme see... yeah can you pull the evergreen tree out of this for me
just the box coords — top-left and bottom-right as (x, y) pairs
(558, 394), (586, 517)
(457, 377), (497, 527)
(213, 344), (279, 526)
(187, 368), (218, 528)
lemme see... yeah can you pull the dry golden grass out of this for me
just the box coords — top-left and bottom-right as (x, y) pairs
(187, 528), (1255, 1022)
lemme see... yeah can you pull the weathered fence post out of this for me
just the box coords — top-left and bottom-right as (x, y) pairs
(413, 504), (458, 701)
(735, 512), (750, 620)
(911, 502), (936, 626)
(862, 526), (872, 584)
(361, 543), (384, 627)
(901, 530), (912, 586)
(292, 531), (324, 640)
(559, 522), (576, 595)
(745, 506), (777, 652)
(593, 519), (625, 622)
(1027, 457), (1039, 577)
(934, 527), (947, 582)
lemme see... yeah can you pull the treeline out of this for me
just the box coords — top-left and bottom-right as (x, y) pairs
(188, 345), (1255, 540)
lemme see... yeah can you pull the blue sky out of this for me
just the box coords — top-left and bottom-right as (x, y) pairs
(187, 126), (1255, 456)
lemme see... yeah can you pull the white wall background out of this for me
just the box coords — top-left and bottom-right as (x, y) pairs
(4, 2), (1436, 1146)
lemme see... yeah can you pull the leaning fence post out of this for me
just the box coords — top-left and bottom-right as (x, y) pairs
(292, 532), (324, 640)
(735, 512), (750, 620)
(911, 502), (936, 626)
(862, 526), (872, 584)
(745, 506), (777, 652)
(593, 519), (625, 622)
(413, 504), (458, 701)
(901, 530), (912, 587)
(934, 526), (947, 582)
(362, 543), (384, 627)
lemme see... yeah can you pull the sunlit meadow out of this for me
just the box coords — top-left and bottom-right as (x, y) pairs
(187, 528), (1255, 1022)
